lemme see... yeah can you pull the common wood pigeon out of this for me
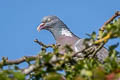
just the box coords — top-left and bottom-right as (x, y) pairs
(37, 16), (109, 62)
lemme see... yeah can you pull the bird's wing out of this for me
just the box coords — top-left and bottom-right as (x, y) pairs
(96, 47), (109, 62)
(73, 39), (109, 62)
(74, 39), (86, 52)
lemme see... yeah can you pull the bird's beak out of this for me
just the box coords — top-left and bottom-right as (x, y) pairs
(37, 23), (45, 32)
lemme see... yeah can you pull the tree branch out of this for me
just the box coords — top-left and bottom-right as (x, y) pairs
(0, 56), (37, 66)
(22, 64), (38, 75)
(100, 11), (120, 31)
(34, 39), (53, 48)
(0, 11), (120, 76)
(73, 11), (120, 59)
(95, 11), (120, 44)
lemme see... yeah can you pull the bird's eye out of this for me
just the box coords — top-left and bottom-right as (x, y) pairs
(47, 18), (51, 22)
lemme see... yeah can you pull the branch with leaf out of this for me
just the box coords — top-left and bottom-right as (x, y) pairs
(0, 11), (120, 80)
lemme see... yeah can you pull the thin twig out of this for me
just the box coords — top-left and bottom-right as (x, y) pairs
(92, 43), (104, 58)
(95, 32), (112, 44)
(100, 11), (120, 31)
(34, 39), (53, 48)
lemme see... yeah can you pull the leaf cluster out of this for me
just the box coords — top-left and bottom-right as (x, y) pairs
(0, 15), (120, 80)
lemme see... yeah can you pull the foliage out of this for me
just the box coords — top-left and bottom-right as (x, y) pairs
(0, 70), (25, 80)
(0, 14), (120, 80)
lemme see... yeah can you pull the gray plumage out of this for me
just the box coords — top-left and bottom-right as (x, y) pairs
(37, 16), (109, 62)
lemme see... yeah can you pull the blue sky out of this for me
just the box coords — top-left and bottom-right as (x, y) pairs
(0, 0), (120, 60)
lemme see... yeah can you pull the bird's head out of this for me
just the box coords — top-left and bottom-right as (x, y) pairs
(37, 16), (62, 32)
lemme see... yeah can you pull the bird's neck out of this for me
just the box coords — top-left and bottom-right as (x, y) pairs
(48, 26), (79, 43)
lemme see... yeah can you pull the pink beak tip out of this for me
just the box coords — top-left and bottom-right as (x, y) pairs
(37, 26), (40, 32)
(37, 23), (45, 32)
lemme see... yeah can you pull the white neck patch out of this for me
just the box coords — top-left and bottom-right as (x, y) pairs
(61, 28), (72, 37)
